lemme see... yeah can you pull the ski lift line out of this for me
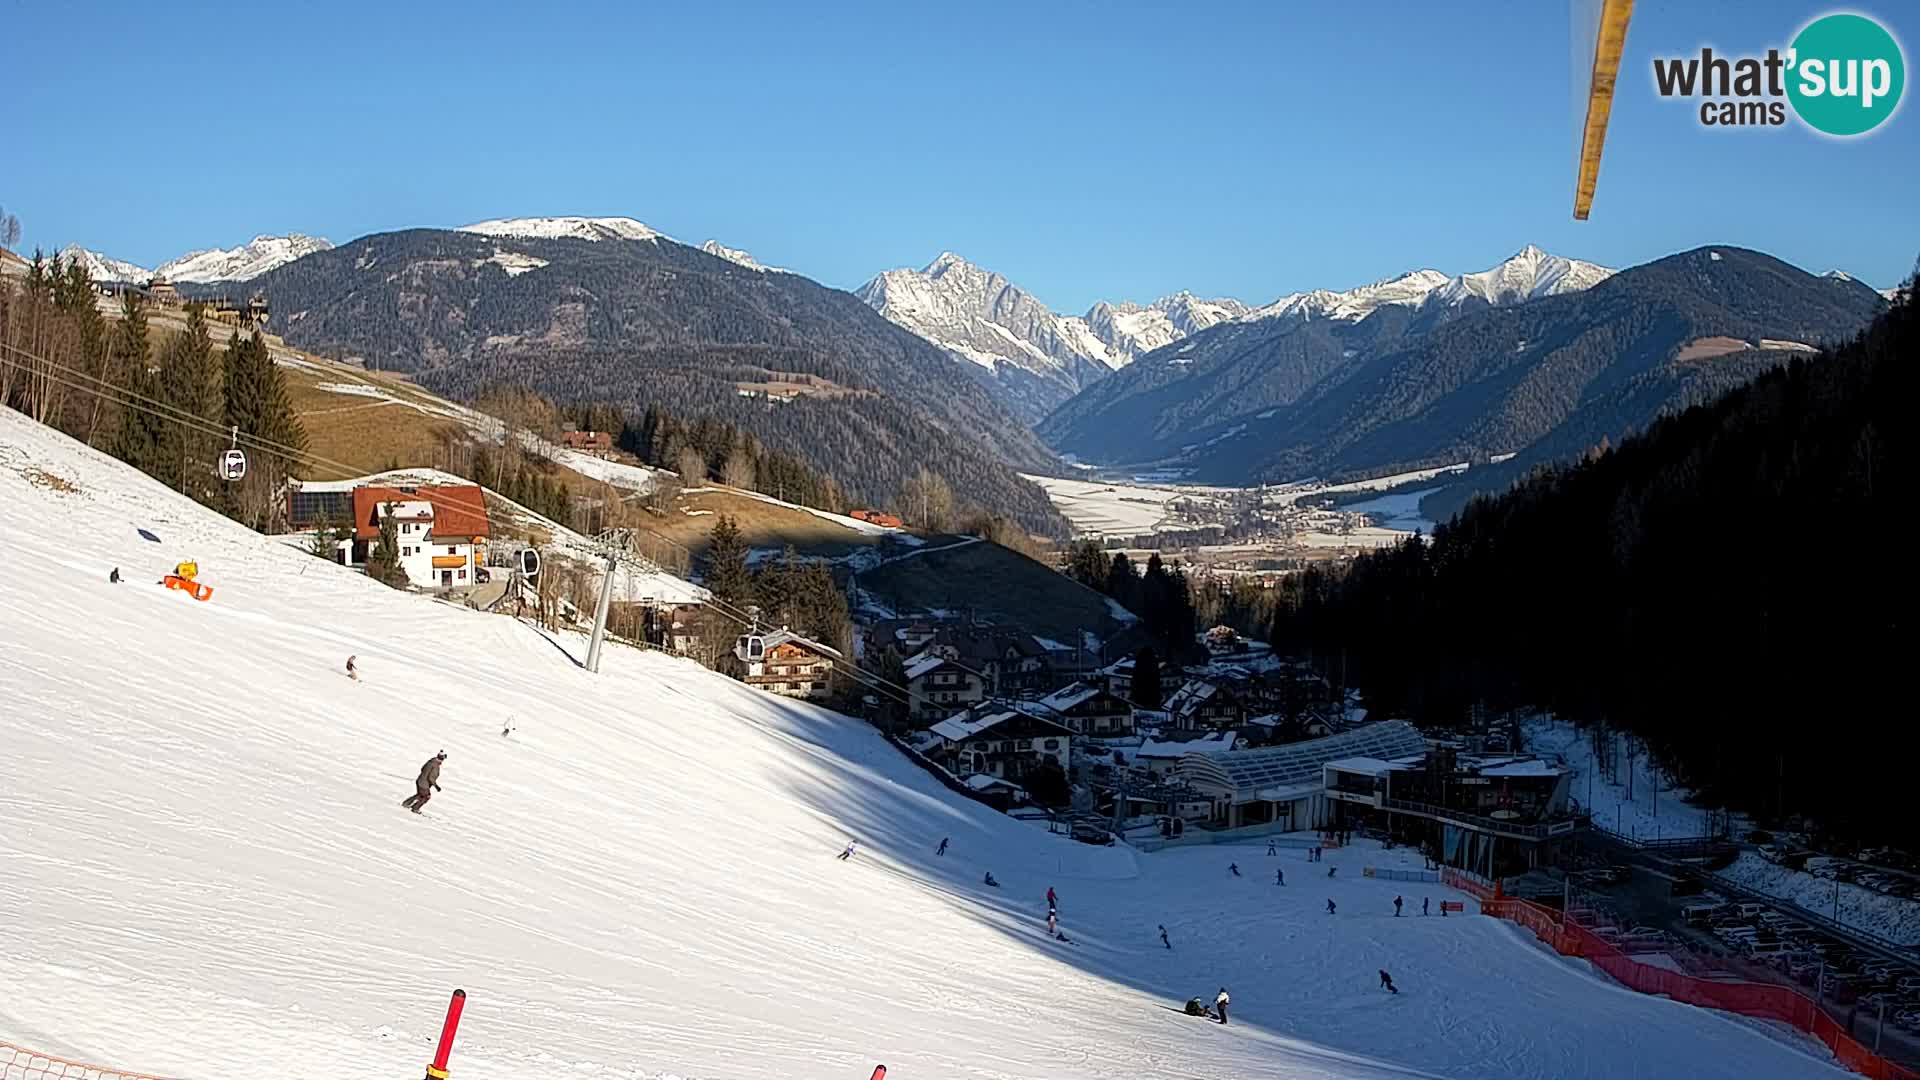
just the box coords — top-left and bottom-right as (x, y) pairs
(0, 343), (373, 481)
(1573, 0), (1635, 220)
(4, 345), (938, 706)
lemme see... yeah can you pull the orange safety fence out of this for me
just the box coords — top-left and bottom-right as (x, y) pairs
(2, 1041), (180, 1080)
(1480, 898), (1920, 1080)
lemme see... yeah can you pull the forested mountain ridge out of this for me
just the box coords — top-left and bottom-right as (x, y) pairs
(235, 229), (1068, 533)
(1270, 272), (1914, 840)
(1043, 247), (1886, 486)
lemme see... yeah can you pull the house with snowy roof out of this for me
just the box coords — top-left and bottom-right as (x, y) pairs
(921, 706), (1072, 788)
(734, 628), (843, 702)
(904, 653), (987, 719)
(1033, 681), (1136, 738)
(1165, 677), (1245, 732)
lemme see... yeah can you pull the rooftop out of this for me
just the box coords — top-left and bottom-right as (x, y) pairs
(1178, 720), (1428, 800)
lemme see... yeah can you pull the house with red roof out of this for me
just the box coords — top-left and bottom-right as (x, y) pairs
(350, 484), (491, 590)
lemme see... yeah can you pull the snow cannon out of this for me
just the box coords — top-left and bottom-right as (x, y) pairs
(161, 560), (213, 601)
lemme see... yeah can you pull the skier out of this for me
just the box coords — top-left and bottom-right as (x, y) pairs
(346, 655), (358, 682)
(1379, 969), (1398, 994)
(401, 751), (446, 813)
(1423, 897), (1430, 916)
(1267, 840), (1277, 856)
(1047, 911), (1057, 936)
(936, 837), (949, 856)
(1214, 987), (1231, 1025)
(1394, 895), (1404, 917)
(108, 567), (120, 584)
(1229, 862), (1241, 877)
(1326, 898), (1337, 915)
(1276, 868), (1285, 886)
(984, 872), (1000, 888)
(501, 716), (516, 737)
(1159, 924), (1171, 949)
(837, 840), (859, 861)
(1047, 886), (1057, 908)
(1184, 996), (1209, 1017)
(1327, 865), (1337, 878)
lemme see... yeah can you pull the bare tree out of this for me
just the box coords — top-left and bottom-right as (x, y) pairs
(721, 452), (756, 490)
(0, 207), (20, 250)
(676, 446), (708, 486)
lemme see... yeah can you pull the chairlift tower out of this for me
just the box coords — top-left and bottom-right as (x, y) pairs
(584, 527), (640, 674)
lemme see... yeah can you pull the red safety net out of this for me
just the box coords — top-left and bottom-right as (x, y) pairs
(1481, 899), (1920, 1080)
(2, 1042), (179, 1080)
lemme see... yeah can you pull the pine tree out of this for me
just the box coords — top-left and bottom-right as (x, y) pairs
(705, 515), (752, 612)
(1132, 646), (1164, 708)
(157, 305), (224, 496)
(364, 504), (407, 588)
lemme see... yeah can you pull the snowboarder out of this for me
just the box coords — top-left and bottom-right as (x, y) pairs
(1267, 840), (1277, 856)
(1159, 924), (1171, 949)
(401, 751), (445, 813)
(1229, 862), (1240, 877)
(1047, 911), (1057, 936)
(984, 872), (1000, 888)
(1276, 868), (1285, 886)
(346, 655), (358, 682)
(1184, 996), (1209, 1017)
(1423, 897), (1430, 916)
(1327, 865), (1337, 878)
(108, 567), (120, 584)
(501, 716), (516, 737)
(1214, 987), (1231, 1025)
(1326, 898), (1337, 915)
(1394, 895), (1404, 917)
(1379, 969), (1397, 994)
(936, 837), (949, 856)
(837, 841), (858, 861)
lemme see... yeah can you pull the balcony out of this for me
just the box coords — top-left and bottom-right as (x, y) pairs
(1380, 797), (1584, 842)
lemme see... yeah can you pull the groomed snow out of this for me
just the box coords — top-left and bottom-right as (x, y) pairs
(0, 410), (1850, 1080)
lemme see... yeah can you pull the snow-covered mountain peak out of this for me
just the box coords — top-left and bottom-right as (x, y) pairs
(1430, 246), (1614, 307)
(157, 234), (333, 283)
(57, 245), (152, 284)
(458, 216), (667, 244)
(699, 239), (786, 273)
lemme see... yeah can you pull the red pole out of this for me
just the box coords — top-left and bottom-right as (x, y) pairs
(426, 989), (466, 1079)
(869, 1068), (887, 1080)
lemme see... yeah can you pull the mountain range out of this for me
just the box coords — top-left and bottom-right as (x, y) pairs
(61, 234), (334, 285)
(222, 221), (1069, 533)
(856, 253), (1247, 423)
(1042, 246), (1888, 490)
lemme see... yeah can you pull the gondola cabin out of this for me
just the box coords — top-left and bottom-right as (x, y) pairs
(220, 449), (248, 481)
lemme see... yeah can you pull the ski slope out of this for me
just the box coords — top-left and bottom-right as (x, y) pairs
(0, 409), (1847, 1080)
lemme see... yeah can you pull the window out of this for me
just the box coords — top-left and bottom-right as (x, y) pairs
(1043, 739), (1060, 750)
(458, 569), (466, 580)
(446, 546), (456, 555)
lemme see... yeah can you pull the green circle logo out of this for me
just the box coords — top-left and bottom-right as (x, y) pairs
(1787, 13), (1905, 136)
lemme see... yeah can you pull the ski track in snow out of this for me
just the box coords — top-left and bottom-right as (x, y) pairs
(0, 408), (1848, 1080)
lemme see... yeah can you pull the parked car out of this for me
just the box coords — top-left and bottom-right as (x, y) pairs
(1895, 975), (1920, 994)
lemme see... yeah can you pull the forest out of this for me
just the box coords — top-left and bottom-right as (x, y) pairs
(1268, 271), (1914, 842)
(1, 251), (308, 533)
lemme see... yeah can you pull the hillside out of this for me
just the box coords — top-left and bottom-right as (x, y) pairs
(0, 405), (1851, 1080)
(1268, 280), (1914, 841)
(1042, 247), (1885, 485)
(235, 228), (1066, 533)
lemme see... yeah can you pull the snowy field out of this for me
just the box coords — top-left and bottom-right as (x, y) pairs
(1341, 488), (1440, 536)
(1525, 717), (1713, 841)
(1021, 474), (1187, 536)
(1720, 854), (1920, 948)
(0, 409), (1850, 1080)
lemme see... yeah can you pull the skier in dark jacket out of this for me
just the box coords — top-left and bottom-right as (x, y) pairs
(1229, 862), (1241, 877)
(1379, 969), (1397, 994)
(1394, 895), (1404, 917)
(1423, 897), (1430, 916)
(1276, 868), (1285, 886)
(1159, 924), (1171, 949)
(109, 567), (121, 584)
(402, 751), (445, 812)
(984, 872), (1000, 888)
(1327, 865), (1338, 878)
(1326, 898), (1337, 915)
(936, 837), (949, 856)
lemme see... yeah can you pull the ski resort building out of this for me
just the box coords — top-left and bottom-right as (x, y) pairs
(733, 628), (842, 701)
(1321, 744), (1579, 875)
(349, 484), (491, 590)
(1176, 720), (1429, 832)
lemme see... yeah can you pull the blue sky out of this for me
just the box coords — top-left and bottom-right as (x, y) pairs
(8, 1), (1915, 310)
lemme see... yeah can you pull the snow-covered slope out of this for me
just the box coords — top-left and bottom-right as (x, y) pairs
(158, 234), (333, 283)
(56, 244), (152, 284)
(0, 409), (1850, 1080)
(459, 216), (667, 243)
(699, 239), (787, 273)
